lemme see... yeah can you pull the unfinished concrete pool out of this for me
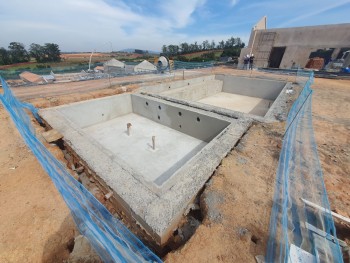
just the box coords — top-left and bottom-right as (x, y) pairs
(39, 93), (250, 247)
(140, 74), (291, 122)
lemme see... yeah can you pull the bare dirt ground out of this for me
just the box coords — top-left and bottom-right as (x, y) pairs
(9, 70), (209, 101)
(0, 67), (349, 262)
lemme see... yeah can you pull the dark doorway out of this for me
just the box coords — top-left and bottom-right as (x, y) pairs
(309, 48), (334, 66)
(268, 47), (286, 68)
(336, 47), (350, 59)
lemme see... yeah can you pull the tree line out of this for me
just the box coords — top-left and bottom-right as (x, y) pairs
(0, 42), (61, 65)
(161, 36), (245, 57)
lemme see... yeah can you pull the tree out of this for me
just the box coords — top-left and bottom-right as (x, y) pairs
(29, 43), (46, 63)
(0, 47), (11, 65)
(194, 41), (199, 52)
(167, 45), (179, 56)
(162, 45), (168, 54)
(202, 40), (210, 50)
(180, 42), (189, 54)
(44, 43), (61, 62)
(210, 40), (216, 50)
(8, 42), (29, 63)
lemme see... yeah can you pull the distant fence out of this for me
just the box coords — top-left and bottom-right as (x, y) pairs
(173, 60), (214, 70)
(266, 70), (343, 262)
(0, 60), (216, 83)
(0, 76), (162, 262)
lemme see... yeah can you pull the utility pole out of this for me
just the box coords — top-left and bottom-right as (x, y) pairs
(88, 49), (95, 72)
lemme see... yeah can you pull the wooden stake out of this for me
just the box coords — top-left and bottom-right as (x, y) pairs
(152, 136), (156, 150)
(127, 123), (132, 136)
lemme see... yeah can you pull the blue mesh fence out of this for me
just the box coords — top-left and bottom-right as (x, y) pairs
(0, 76), (162, 263)
(173, 60), (214, 70)
(266, 70), (343, 262)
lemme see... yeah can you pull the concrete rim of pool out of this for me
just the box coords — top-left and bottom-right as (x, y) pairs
(39, 92), (251, 246)
(139, 74), (292, 123)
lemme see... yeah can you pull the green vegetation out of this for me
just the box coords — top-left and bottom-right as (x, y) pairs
(0, 42), (61, 66)
(161, 36), (244, 62)
(29, 43), (61, 63)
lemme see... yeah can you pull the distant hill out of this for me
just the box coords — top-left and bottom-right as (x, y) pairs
(119, 48), (160, 55)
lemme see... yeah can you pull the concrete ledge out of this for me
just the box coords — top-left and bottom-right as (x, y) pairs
(140, 74), (293, 123)
(39, 93), (251, 246)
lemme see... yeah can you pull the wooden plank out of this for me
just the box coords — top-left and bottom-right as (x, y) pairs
(305, 222), (348, 248)
(42, 129), (63, 143)
(301, 198), (350, 224)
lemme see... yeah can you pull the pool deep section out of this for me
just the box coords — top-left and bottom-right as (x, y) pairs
(39, 93), (247, 246)
(55, 94), (228, 191)
(140, 75), (289, 121)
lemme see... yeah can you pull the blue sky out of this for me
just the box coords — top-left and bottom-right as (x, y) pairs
(0, 0), (349, 52)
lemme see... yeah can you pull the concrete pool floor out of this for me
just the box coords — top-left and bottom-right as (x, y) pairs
(83, 113), (207, 186)
(197, 92), (273, 116)
(140, 74), (290, 122)
(39, 93), (249, 246)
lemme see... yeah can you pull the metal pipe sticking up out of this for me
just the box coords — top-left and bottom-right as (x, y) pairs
(127, 123), (132, 136)
(152, 136), (156, 150)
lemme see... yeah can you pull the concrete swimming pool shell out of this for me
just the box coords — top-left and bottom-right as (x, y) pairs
(39, 74), (292, 250)
(140, 74), (291, 122)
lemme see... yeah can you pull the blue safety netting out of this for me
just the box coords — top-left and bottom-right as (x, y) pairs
(266, 70), (343, 262)
(173, 60), (214, 70)
(0, 76), (162, 263)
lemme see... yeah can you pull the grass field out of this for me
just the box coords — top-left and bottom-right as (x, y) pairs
(0, 52), (157, 71)
(180, 50), (223, 59)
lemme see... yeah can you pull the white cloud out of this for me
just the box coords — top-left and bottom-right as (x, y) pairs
(230, 0), (239, 7)
(0, 0), (206, 51)
(159, 0), (206, 28)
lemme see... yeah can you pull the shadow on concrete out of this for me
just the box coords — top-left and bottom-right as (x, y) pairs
(249, 99), (272, 117)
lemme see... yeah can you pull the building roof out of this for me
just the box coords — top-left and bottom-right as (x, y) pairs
(103, 58), (125, 68)
(19, 71), (44, 83)
(94, 66), (104, 71)
(134, 60), (157, 72)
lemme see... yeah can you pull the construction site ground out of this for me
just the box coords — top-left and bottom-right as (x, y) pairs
(0, 67), (349, 262)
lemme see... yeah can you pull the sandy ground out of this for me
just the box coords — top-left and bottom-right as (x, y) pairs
(9, 70), (209, 101)
(166, 75), (350, 262)
(0, 67), (349, 262)
(0, 109), (77, 262)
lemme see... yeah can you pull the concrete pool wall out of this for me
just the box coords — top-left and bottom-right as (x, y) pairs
(140, 74), (291, 122)
(39, 93), (250, 247)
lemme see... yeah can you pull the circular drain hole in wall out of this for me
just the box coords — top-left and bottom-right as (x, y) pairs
(158, 105), (161, 110)
(179, 124), (182, 128)
(197, 117), (200, 122)
(158, 115), (160, 120)
(146, 102), (149, 106)
(178, 112), (182, 116)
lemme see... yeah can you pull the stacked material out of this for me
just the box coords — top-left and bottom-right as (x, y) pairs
(305, 57), (324, 70)
(19, 71), (44, 84)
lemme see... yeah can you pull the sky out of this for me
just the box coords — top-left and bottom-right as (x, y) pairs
(0, 0), (349, 52)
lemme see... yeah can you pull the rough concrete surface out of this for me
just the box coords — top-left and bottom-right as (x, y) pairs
(83, 113), (207, 184)
(197, 92), (273, 116)
(1, 67), (348, 263)
(143, 74), (291, 122)
(39, 91), (250, 245)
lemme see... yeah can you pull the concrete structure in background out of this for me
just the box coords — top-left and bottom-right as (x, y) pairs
(39, 75), (294, 249)
(134, 60), (157, 73)
(103, 58), (125, 74)
(239, 16), (350, 69)
(39, 90), (250, 247)
(141, 75), (290, 122)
